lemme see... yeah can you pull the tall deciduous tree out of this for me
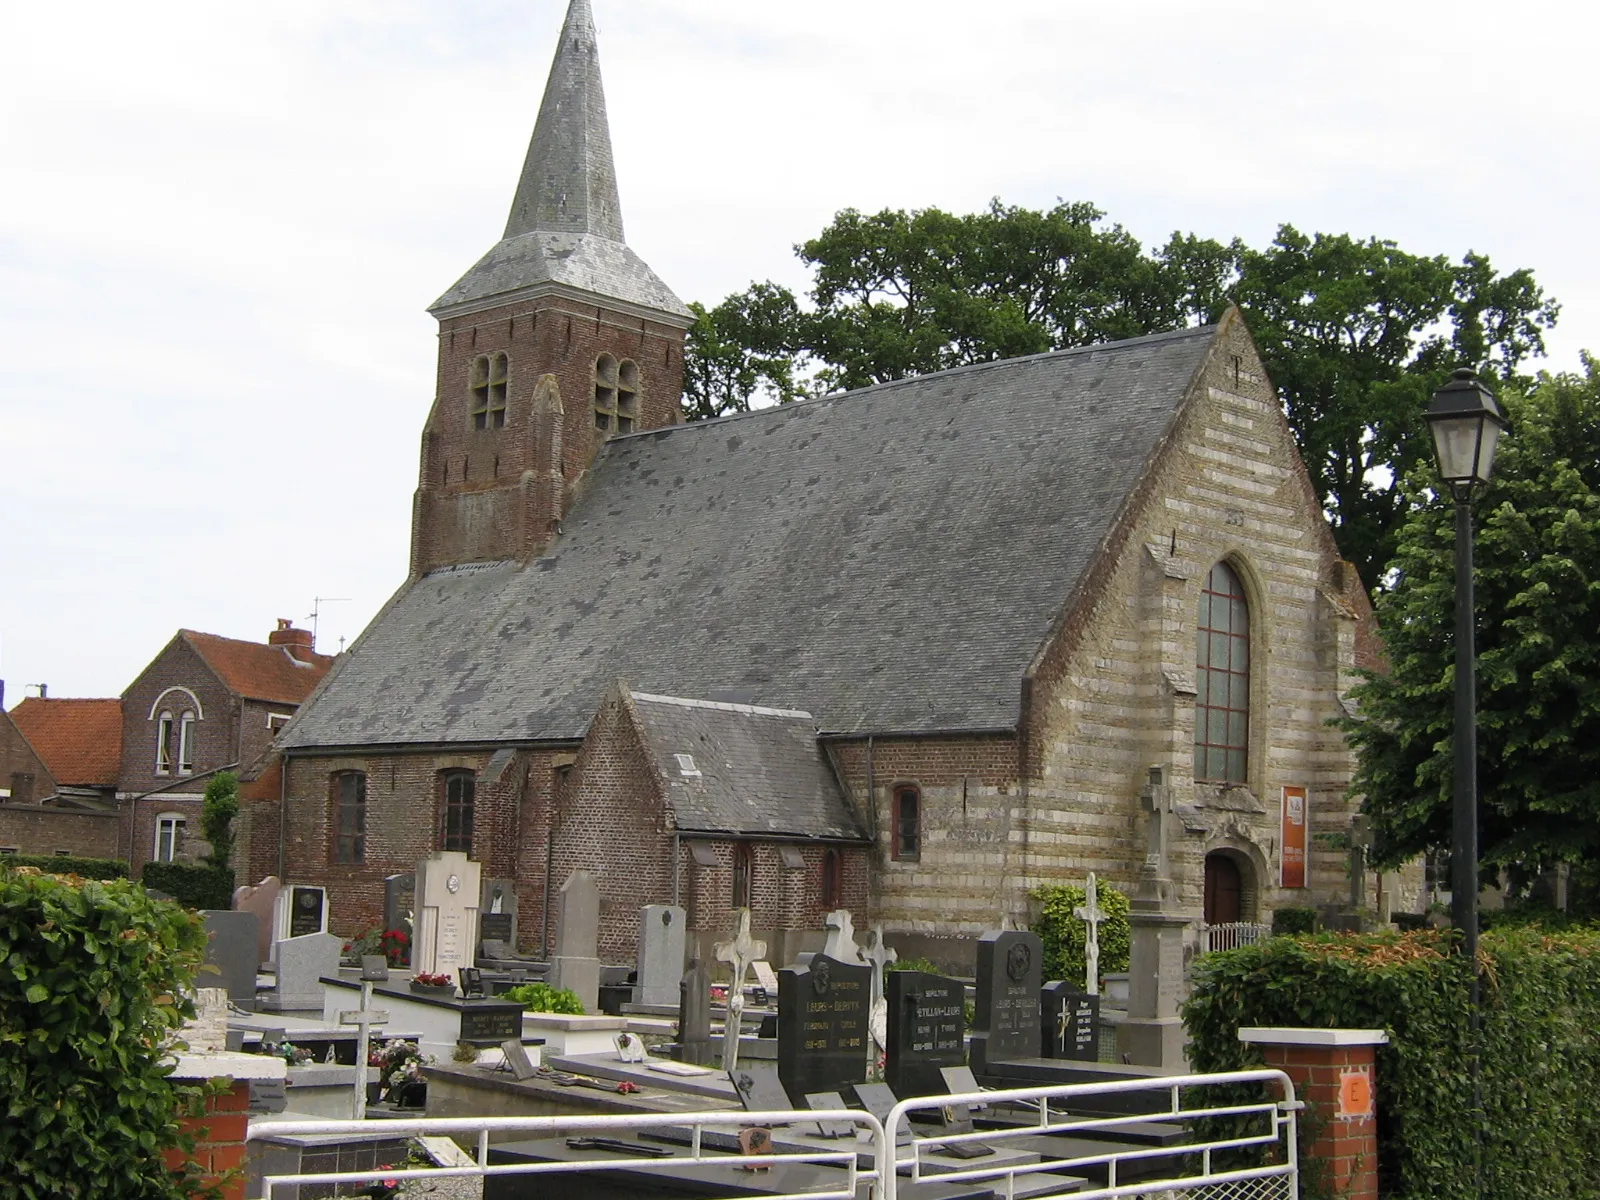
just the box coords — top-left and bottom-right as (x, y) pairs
(685, 203), (1558, 589)
(1344, 358), (1600, 892)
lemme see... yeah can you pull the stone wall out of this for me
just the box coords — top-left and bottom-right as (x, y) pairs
(0, 803), (124, 859)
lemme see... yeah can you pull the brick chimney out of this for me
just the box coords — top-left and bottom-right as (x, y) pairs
(268, 619), (316, 663)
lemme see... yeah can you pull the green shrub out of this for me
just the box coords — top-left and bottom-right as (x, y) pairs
(885, 956), (942, 974)
(0, 854), (127, 880)
(502, 982), (585, 1015)
(141, 862), (235, 911)
(0, 862), (213, 1197)
(1030, 881), (1130, 988)
(1270, 906), (1317, 936)
(1183, 927), (1600, 1198)
(199, 772), (239, 871)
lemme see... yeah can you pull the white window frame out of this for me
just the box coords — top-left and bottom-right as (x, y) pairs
(177, 712), (197, 775)
(154, 813), (187, 863)
(155, 711), (174, 775)
(266, 712), (292, 731)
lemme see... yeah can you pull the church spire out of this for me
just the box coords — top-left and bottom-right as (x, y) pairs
(504, 0), (623, 243)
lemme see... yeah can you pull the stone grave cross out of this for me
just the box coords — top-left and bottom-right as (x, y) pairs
(823, 909), (864, 963)
(714, 908), (766, 1073)
(338, 956), (391, 1119)
(1135, 766), (1176, 905)
(863, 924), (898, 1059)
(1074, 873), (1105, 996)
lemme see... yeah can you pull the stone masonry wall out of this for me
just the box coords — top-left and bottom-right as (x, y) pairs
(0, 804), (124, 859)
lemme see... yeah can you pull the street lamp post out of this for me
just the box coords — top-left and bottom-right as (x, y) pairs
(1422, 366), (1506, 1193)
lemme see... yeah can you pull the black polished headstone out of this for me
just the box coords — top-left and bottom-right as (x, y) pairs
(884, 970), (967, 1098)
(677, 957), (714, 1066)
(968, 930), (1043, 1075)
(777, 953), (870, 1106)
(287, 886), (325, 938)
(1040, 981), (1100, 1062)
(730, 1061), (793, 1115)
(479, 912), (515, 943)
(458, 1003), (524, 1043)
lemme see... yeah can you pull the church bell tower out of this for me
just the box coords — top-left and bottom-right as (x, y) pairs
(411, 0), (692, 575)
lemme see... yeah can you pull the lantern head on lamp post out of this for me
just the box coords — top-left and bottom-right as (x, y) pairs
(1424, 367), (1507, 500)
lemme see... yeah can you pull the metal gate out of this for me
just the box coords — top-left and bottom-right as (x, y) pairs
(245, 1068), (1297, 1200)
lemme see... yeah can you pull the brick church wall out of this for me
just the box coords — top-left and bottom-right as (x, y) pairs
(0, 805), (123, 859)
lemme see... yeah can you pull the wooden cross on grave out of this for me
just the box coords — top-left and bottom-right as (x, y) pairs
(1074, 873), (1105, 997)
(863, 924), (898, 1057)
(338, 959), (391, 1119)
(714, 907), (766, 1074)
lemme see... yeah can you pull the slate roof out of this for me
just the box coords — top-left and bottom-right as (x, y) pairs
(630, 693), (866, 840)
(285, 325), (1218, 751)
(183, 631), (335, 706)
(10, 697), (123, 788)
(431, 0), (689, 320)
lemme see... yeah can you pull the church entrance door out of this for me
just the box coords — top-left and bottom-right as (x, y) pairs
(1204, 852), (1243, 925)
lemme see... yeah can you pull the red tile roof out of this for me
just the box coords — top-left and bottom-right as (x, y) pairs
(182, 631), (335, 705)
(9, 697), (124, 788)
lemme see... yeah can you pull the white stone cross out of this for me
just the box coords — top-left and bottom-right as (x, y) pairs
(714, 907), (767, 1073)
(863, 924), (899, 1056)
(1074, 873), (1105, 996)
(823, 909), (864, 964)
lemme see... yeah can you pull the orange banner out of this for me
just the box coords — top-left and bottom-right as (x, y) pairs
(1281, 786), (1308, 888)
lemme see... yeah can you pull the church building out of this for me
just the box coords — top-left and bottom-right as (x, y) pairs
(255, 0), (1387, 968)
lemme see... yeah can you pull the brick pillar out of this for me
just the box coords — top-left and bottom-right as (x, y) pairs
(166, 1051), (288, 1200)
(1239, 1027), (1387, 1200)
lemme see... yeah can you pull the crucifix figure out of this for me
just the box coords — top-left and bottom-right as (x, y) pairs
(822, 909), (864, 963)
(863, 924), (899, 1055)
(714, 907), (766, 1074)
(1074, 874), (1105, 996)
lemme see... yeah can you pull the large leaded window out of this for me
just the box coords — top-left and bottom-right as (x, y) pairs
(333, 771), (367, 865)
(1195, 561), (1250, 784)
(441, 771), (476, 853)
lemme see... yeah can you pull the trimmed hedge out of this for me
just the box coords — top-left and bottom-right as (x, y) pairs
(140, 862), (235, 911)
(0, 862), (213, 1197)
(1269, 905), (1317, 936)
(1183, 928), (1600, 1198)
(1031, 881), (1131, 988)
(0, 853), (127, 880)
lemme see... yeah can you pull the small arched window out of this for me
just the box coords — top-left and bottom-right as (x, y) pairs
(891, 785), (921, 862)
(155, 712), (174, 775)
(470, 352), (509, 430)
(732, 842), (754, 910)
(1195, 561), (1250, 784)
(820, 848), (842, 909)
(177, 712), (197, 775)
(440, 770), (475, 853)
(333, 771), (367, 865)
(594, 355), (641, 435)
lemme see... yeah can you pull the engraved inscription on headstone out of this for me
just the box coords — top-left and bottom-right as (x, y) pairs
(1040, 981), (1101, 1062)
(777, 953), (870, 1106)
(414, 852), (481, 981)
(968, 930), (1043, 1075)
(458, 1004), (524, 1043)
(478, 912), (515, 943)
(281, 885), (326, 939)
(885, 969), (967, 1098)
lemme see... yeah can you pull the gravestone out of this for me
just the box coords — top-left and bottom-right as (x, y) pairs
(884, 969), (967, 1098)
(550, 870), (601, 1012)
(1074, 873), (1105, 995)
(264, 931), (342, 1011)
(201, 910), (260, 1009)
(863, 925), (898, 1056)
(730, 1060), (793, 1115)
(1040, 981), (1100, 1062)
(413, 852), (481, 982)
(273, 884), (327, 941)
(677, 957), (714, 1065)
(501, 1039), (539, 1081)
(383, 873), (415, 943)
(635, 904), (686, 1007)
(233, 875), (280, 964)
(968, 929), (1043, 1075)
(821, 910), (865, 964)
(480, 877), (519, 948)
(776, 953), (870, 1106)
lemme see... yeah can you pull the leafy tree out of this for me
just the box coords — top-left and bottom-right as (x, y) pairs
(1344, 357), (1600, 895)
(199, 771), (239, 872)
(684, 203), (1557, 589)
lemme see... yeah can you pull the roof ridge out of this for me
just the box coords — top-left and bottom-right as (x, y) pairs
(631, 691), (814, 721)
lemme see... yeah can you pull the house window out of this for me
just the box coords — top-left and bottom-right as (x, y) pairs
(154, 813), (187, 863)
(177, 712), (197, 775)
(470, 352), (509, 430)
(892, 785), (921, 862)
(441, 771), (475, 853)
(1195, 560), (1251, 784)
(821, 848), (842, 909)
(267, 713), (291, 732)
(155, 712), (174, 775)
(593, 354), (640, 435)
(732, 842), (754, 909)
(333, 771), (367, 865)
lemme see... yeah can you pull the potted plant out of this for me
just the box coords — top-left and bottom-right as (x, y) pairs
(409, 971), (455, 997)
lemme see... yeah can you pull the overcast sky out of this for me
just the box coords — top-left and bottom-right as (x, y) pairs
(3, 0), (1596, 703)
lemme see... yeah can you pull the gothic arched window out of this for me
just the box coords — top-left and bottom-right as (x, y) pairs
(1195, 561), (1250, 784)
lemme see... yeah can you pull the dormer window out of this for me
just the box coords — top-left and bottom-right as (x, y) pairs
(594, 354), (640, 435)
(470, 352), (509, 430)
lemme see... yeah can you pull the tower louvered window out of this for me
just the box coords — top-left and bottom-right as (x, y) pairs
(593, 354), (640, 435)
(470, 353), (509, 430)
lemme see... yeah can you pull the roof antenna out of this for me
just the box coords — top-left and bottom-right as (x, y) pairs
(307, 597), (350, 652)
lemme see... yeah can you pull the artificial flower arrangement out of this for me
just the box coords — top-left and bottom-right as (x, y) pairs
(412, 971), (453, 987)
(369, 1039), (434, 1103)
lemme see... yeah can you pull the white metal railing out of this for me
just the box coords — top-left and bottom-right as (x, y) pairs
(246, 1070), (1298, 1200)
(247, 1108), (885, 1200)
(1204, 922), (1273, 953)
(881, 1069), (1299, 1200)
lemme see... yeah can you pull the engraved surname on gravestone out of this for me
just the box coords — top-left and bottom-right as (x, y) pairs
(414, 853), (481, 981)
(459, 1005), (523, 1043)
(968, 930), (1043, 1075)
(1040, 981), (1101, 1062)
(885, 970), (967, 1098)
(287, 886), (326, 939)
(776, 953), (870, 1106)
